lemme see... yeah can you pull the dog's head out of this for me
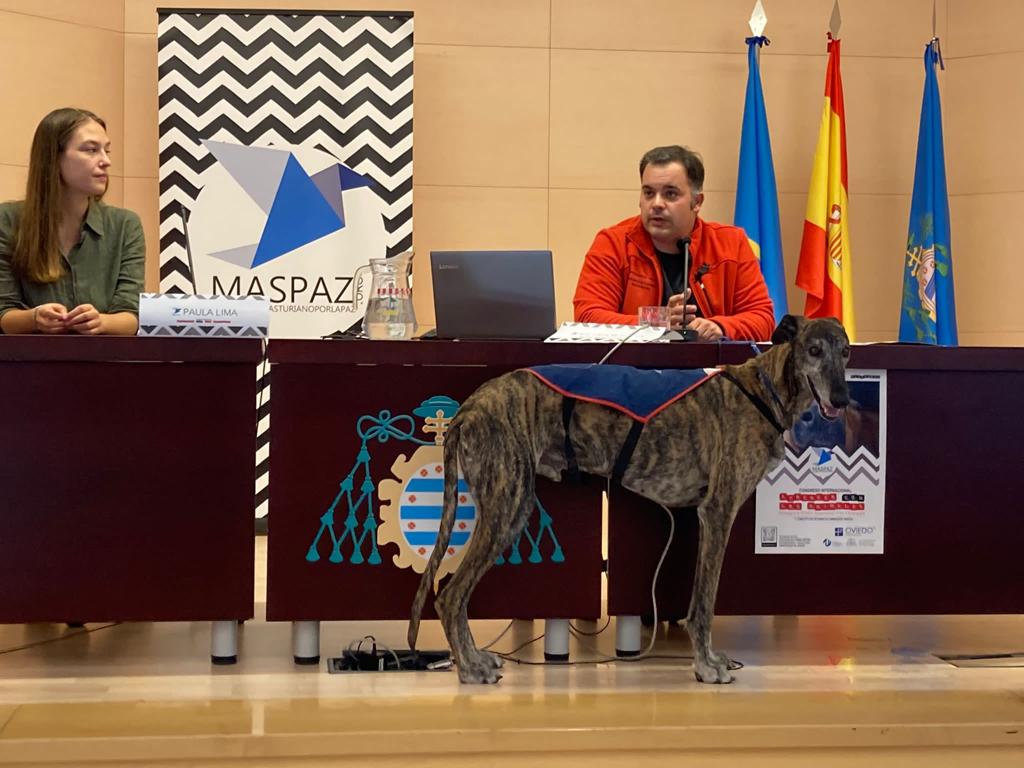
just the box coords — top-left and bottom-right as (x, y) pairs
(771, 315), (850, 420)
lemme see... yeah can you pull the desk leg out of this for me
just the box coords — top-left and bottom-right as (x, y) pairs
(292, 620), (320, 665)
(543, 618), (570, 661)
(211, 620), (238, 664)
(615, 615), (641, 657)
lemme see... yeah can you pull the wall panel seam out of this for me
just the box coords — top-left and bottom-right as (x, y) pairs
(0, 9), (122, 34)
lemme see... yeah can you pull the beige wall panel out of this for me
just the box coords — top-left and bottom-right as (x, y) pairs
(125, 0), (550, 47)
(0, 165), (26, 203)
(822, 55), (921, 197)
(959, 330), (1024, 346)
(776, 191), (808, 317)
(950, 192), (1024, 337)
(843, 192), (910, 339)
(758, 54), (836, 194)
(124, 177), (160, 292)
(124, 33), (159, 180)
(551, 0), (945, 57)
(549, 49), (747, 191)
(0, 12), (124, 170)
(948, 0), (1024, 57)
(0, 1), (124, 32)
(103, 175), (125, 208)
(414, 45), (549, 188)
(549, 48), (917, 196)
(410, 0), (550, 48)
(691, 187), (735, 226)
(548, 188), (636, 322)
(411, 185), (549, 325)
(946, 51), (1024, 195)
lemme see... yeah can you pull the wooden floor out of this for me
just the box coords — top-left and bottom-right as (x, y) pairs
(0, 538), (1021, 766)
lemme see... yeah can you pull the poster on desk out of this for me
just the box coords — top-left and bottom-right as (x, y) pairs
(157, 9), (414, 517)
(755, 370), (887, 554)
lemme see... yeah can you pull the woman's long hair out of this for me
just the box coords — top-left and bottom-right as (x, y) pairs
(12, 108), (106, 283)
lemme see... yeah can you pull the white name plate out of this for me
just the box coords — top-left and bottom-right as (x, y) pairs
(138, 293), (269, 337)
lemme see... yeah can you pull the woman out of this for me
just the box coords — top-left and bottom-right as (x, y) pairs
(0, 108), (144, 335)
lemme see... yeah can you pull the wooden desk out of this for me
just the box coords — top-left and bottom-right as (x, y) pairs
(0, 336), (262, 661)
(266, 339), (1024, 659)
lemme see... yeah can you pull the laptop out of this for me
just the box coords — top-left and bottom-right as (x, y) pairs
(429, 250), (557, 340)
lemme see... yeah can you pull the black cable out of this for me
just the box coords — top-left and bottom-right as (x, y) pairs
(494, 632), (546, 660)
(568, 617), (611, 637)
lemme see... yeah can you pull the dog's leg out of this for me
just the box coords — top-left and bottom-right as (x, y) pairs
(436, 456), (536, 684)
(435, 527), (504, 683)
(685, 492), (741, 684)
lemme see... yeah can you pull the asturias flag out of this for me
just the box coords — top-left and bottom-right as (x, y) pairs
(796, 35), (855, 340)
(735, 35), (788, 323)
(899, 41), (957, 345)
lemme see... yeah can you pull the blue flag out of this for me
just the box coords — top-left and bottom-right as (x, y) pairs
(900, 41), (957, 345)
(735, 36), (788, 323)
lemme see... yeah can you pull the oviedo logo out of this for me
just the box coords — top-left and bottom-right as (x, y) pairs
(188, 139), (388, 338)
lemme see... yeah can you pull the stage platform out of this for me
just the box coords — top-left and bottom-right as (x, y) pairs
(0, 539), (1020, 767)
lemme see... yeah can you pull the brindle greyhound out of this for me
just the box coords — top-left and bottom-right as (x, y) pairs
(409, 315), (850, 684)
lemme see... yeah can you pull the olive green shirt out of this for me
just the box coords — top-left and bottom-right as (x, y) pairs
(0, 201), (145, 328)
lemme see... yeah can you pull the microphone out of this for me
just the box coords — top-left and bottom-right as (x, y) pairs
(676, 237), (692, 301)
(673, 237), (701, 342)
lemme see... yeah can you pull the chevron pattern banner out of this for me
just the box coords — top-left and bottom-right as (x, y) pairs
(754, 371), (887, 555)
(158, 9), (414, 517)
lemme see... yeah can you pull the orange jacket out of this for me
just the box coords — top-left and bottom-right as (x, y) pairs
(572, 215), (775, 341)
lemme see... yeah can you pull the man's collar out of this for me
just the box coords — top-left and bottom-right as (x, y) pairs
(83, 201), (105, 236)
(688, 215), (704, 256)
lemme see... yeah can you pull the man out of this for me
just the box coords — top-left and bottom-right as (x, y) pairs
(573, 145), (775, 342)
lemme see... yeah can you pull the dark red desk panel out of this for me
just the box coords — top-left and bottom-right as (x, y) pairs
(265, 340), (723, 622)
(607, 344), (1024, 616)
(0, 336), (261, 622)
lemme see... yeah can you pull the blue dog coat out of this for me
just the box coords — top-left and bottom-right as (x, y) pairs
(525, 364), (719, 422)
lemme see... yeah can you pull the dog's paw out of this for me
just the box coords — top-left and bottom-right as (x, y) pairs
(693, 657), (734, 685)
(478, 650), (505, 670)
(708, 648), (733, 668)
(457, 662), (503, 685)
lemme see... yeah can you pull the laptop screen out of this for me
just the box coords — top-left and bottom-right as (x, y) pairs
(430, 250), (556, 340)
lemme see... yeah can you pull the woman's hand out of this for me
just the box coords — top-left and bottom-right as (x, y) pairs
(64, 303), (103, 334)
(34, 303), (69, 334)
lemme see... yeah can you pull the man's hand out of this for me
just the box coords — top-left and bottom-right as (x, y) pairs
(35, 303), (69, 334)
(64, 304), (103, 335)
(687, 317), (725, 342)
(666, 291), (697, 330)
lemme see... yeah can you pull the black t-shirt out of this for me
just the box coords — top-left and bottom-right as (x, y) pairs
(655, 249), (703, 317)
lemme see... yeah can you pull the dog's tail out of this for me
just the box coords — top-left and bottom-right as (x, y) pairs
(408, 419), (462, 651)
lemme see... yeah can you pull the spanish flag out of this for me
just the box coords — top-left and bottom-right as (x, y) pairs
(796, 36), (855, 340)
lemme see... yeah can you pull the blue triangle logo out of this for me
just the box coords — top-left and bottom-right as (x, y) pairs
(252, 154), (344, 267)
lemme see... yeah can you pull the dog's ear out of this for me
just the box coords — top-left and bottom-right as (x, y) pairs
(771, 314), (807, 345)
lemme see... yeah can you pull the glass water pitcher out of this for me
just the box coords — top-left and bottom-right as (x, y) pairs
(360, 251), (417, 340)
